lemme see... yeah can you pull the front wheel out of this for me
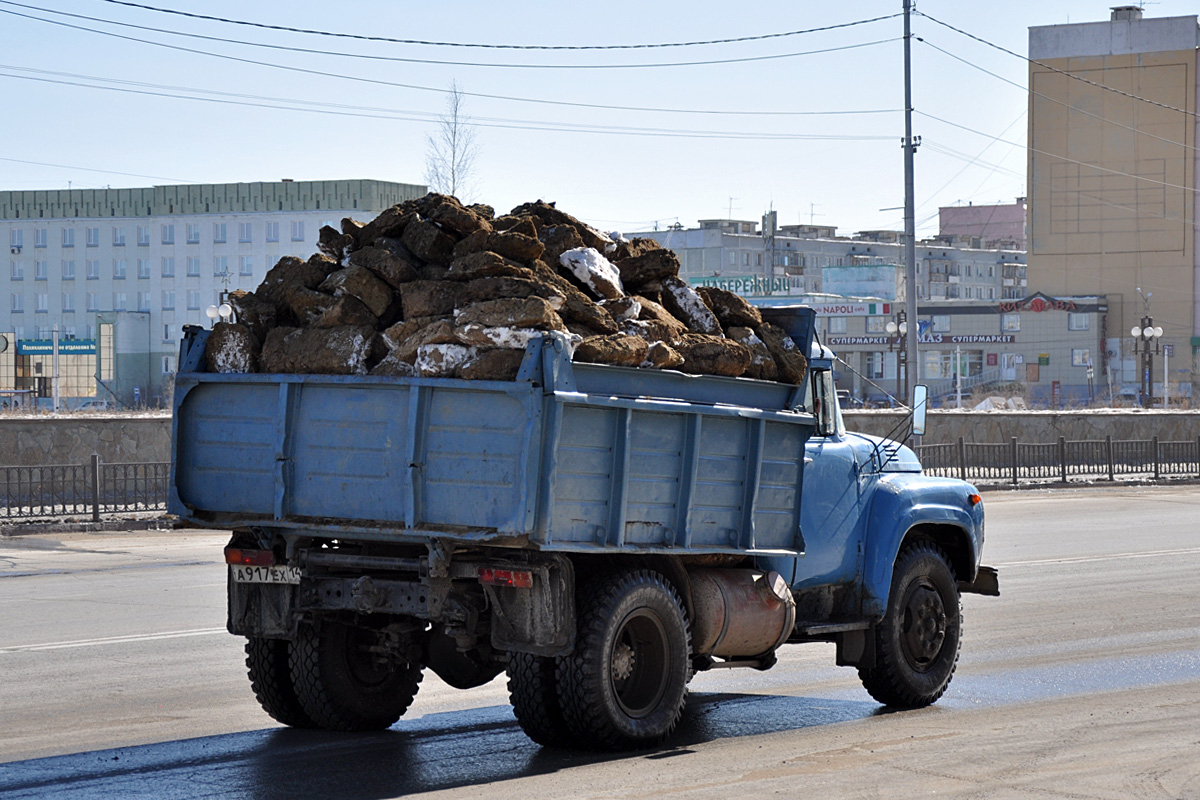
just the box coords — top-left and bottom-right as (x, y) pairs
(556, 570), (691, 750)
(859, 541), (961, 708)
(290, 619), (423, 731)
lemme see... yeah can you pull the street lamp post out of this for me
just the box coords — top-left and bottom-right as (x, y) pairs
(1130, 315), (1163, 407)
(885, 311), (909, 405)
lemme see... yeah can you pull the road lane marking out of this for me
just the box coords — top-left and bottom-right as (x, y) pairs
(1000, 546), (1200, 568)
(0, 627), (227, 653)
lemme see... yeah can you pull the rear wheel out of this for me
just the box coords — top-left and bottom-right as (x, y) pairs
(507, 652), (574, 747)
(859, 541), (961, 707)
(557, 570), (691, 750)
(290, 619), (423, 731)
(245, 636), (315, 728)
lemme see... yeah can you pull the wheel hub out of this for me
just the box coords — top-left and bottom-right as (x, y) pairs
(901, 582), (946, 669)
(612, 642), (636, 681)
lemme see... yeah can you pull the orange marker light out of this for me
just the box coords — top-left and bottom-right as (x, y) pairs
(967, 494), (982, 506)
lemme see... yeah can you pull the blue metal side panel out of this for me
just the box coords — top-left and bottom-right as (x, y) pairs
(419, 386), (538, 532)
(175, 382), (279, 515)
(623, 411), (687, 546)
(690, 416), (749, 548)
(546, 405), (618, 544)
(287, 384), (409, 522)
(753, 420), (806, 550)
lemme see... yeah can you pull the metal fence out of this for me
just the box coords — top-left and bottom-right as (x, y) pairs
(917, 436), (1200, 485)
(1, 456), (169, 521)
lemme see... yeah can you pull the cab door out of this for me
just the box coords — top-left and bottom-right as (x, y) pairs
(793, 369), (872, 603)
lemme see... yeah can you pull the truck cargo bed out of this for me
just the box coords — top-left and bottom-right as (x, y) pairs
(171, 331), (815, 555)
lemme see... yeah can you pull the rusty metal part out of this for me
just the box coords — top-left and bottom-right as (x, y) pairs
(689, 569), (796, 659)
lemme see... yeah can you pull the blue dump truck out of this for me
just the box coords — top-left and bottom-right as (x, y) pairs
(170, 305), (997, 750)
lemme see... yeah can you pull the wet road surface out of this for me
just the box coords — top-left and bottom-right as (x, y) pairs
(1, 485), (1198, 798)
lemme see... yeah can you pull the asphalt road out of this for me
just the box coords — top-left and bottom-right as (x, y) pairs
(1, 485), (1198, 799)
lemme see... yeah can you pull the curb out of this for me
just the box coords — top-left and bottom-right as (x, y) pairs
(0, 515), (179, 537)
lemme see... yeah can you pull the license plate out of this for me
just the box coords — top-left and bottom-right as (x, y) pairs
(231, 565), (301, 585)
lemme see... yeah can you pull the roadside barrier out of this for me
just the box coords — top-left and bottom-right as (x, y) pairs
(1, 455), (168, 521)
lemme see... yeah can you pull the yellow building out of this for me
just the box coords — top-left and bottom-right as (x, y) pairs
(1027, 8), (1198, 402)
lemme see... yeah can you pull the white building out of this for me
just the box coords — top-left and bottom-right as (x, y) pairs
(1, 179), (424, 406)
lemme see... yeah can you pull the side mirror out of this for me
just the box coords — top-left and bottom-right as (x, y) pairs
(911, 384), (928, 436)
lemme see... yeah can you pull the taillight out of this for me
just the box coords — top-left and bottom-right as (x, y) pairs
(967, 493), (982, 506)
(224, 547), (275, 566)
(478, 567), (533, 589)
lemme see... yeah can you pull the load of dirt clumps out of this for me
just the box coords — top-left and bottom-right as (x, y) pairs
(205, 193), (807, 384)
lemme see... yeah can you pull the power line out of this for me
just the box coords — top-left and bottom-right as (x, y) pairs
(89, 0), (901, 52)
(0, 70), (897, 142)
(0, 60), (899, 121)
(917, 111), (1199, 195)
(916, 10), (1200, 120)
(0, 156), (192, 182)
(917, 37), (1200, 155)
(1, 2), (899, 70)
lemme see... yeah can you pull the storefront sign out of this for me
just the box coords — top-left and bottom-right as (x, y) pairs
(808, 302), (891, 316)
(829, 333), (1016, 347)
(947, 334), (1016, 344)
(998, 292), (1078, 314)
(690, 275), (803, 297)
(16, 339), (97, 355)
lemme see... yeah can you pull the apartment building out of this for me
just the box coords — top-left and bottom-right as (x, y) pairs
(1, 179), (424, 406)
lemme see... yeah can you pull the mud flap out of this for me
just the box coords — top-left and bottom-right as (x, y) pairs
(228, 577), (298, 638)
(486, 555), (575, 657)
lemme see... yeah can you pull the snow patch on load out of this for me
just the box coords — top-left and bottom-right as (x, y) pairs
(559, 247), (625, 300)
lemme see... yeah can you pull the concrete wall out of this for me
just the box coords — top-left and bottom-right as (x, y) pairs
(844, 410), (1200, 445)
(0, 415), (171, 466)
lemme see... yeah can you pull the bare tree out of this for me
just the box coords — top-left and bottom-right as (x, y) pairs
(424, 81), (479, 200)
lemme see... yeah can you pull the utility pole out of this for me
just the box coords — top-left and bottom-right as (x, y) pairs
(902, 0), (920, 406)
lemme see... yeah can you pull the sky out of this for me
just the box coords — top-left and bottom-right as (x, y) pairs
(1, 0), (1197, 238)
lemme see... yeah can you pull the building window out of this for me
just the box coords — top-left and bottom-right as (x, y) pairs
(162, 256), (175, 277)
(213, 222), (227, 244)
(186, 223), (201, 244)
(112, 227), (126, 247)
(1071, 348), (1091, 367)
(240, 255), (253, 276)
(113, 292), (127, 311)
(291, 221), (305, 242)
(35, 292), (49, 313)
(35, 229), (47, 248)
(62, 292), (75, 312)
(866, 316), (886, 333)
(137, 225), (151, 246)
(162, 354), (176, 373)
(1067, 313), (1089, 331)
(113, 259), (127, 280)
(239, 222), (252, 243)
(214, 256), (229, 277)
(9, 229), (22, 249)
(931, 315), (951, 333)
(162, 224), (175, 245)
(62, 229), (75, 248)
(34, 260), (48, 280)
(137, 291), (151, 312)
(10, 261), (22, 280)
(86, 259), (100, 280)
(185, 257), (200, 277)
(11, 294), (24, 313)
(827, 317), (848, 334)
(87, 292), (99, 312)
(266, 221), (279, 242)
(1001, 313), (1020, 332)
(62, 260), (75, 280)
(163, 324), (174, 343)
(85, 227), (100, 247)
(162, 290), (175, 310)
(866, 352), (884, 379)
(137, 258), (151, 279)
(187, 290), (201, 310)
